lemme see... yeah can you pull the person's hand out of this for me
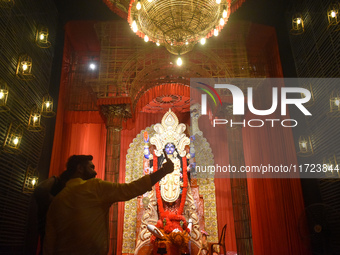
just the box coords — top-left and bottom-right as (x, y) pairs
(162, 149), (174, 174)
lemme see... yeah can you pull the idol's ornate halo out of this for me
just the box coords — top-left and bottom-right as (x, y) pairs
(150, 109), (190, 157)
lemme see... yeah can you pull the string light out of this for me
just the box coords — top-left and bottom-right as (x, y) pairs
(220, 17), (225, 26)
(136, 0), (141, 10)
(177, 56), (182, 66)
(214, 29), (218, 36)
(223, 8), (228, 18)
(200, 38), (206, 45)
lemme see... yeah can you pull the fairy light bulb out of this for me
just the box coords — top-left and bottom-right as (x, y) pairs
(32, 178), (36, 186)
(335, 98), (340, 106)
(331, 11), (336, 18)
(136, 1), (141, 10)
(301, 142), (307, 148)
(132, 21), (138, 33)
(223, 9), (228, 18)
(13, 137), (19, 145)
(33, 115), (38, 123)
(39, 33), (44, 40)
(200, 38), (206, 45)
(216, 0), (221, 4)
(22, 63), (28, 71)
(220, 17), (225, 26)
(185, 41), (188, 45)
(214, 29), (218, 36)
(297, 18), (301, 24)
(0, 91), (3, 99)
(45, 101), (50, 108)
(144, 35), (149, 42)
(177, 56), (182, 66)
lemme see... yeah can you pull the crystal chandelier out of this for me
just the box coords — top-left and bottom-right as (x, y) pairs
(128, 0), (230, 56)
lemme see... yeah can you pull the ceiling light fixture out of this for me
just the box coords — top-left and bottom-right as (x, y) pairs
(128, 0), (230, 56)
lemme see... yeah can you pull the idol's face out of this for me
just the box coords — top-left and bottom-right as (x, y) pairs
(165, 143), (175, 155)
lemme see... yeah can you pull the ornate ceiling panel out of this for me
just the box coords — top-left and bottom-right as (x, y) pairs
(103, 0), (246, 19)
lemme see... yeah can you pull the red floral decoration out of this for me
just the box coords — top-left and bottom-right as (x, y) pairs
(153, 152), (189, 233)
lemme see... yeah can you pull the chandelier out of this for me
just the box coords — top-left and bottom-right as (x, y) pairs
(128, 0), (230, 56)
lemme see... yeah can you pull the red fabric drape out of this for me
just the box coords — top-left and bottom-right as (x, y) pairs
(243, 115), (308, 255)
(59, 122), (107, 180)
(49, 34), (72, 177)
(50, 109), (106, 178)
(199, 115), (237, 252)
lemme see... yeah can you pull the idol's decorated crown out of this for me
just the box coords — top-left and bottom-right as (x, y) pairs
(150, 109), (190, 157)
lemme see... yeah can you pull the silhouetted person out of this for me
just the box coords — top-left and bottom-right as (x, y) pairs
(43, 151), (174, 255)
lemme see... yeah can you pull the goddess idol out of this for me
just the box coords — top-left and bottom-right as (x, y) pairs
(135, 109), (201, 255)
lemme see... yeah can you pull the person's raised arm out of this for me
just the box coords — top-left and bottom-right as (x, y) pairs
(149, 149), (174, 186)
(98, 149), (175, 204)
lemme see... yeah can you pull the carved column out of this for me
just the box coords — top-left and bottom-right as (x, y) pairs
(223, 104), (253, 255)
(100, 104), (132, 255)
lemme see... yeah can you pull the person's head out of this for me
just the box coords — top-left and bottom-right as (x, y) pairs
(66, 155), (96, 180)
(165, 143), (175, 155)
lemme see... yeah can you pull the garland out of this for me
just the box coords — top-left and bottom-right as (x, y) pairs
(154, 152), (188, 220)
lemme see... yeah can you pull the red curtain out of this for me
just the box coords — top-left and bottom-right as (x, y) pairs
(50, 111), (107, 179)
(199, 116), (237, 252)
(242, 116), (308, 255)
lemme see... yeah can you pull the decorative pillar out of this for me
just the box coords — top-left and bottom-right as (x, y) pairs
(223, 104), (253, 255)
(100, 104), (132, 255)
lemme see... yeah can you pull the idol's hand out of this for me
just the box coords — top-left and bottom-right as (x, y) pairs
(162, 149), (174, 174)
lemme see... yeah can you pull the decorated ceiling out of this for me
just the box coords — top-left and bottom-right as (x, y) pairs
(103, 0), (246, 20)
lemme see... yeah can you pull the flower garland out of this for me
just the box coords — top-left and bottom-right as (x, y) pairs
(154, 152), (188, 221)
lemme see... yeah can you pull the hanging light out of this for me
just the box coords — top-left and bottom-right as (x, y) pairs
(327, 2), (340, 27)
(136, 0), (141, 10)
(223, 8), (228, 19)
(128, 0), (230, 56)
(214, 29), (219, 36)
(132, 20), (138, 33)
(297, 135), (314, 157)
(156, 41), (160, 46)
(89, 57), (97, 70)
(3, 122), (24, 154)
(290, 13), (304, 35)
(323, 154), (339, 178)
(16, 54), (34, 80)
(23, 165), (39, 193)
(219, 17), (225, 26)
(329, 89), (340, 115)
(144, 35), (149, 42)
(0, 79), (9, 112)
(176, 55), (182, 66)
(35, 25), (51, 48)
(28, 105), (43, 132)
(200, 37), (206, 45)
(41, 94), (56, 118)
